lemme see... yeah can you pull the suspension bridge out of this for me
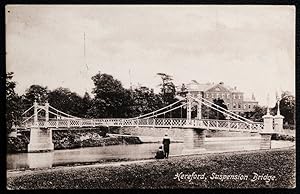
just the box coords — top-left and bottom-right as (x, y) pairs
(18, 93), (264, 132)
(14, 93), (283, 152)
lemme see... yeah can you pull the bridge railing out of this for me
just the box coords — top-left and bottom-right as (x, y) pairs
(19, 117), (263, 133)
(200, 119), (263, 132)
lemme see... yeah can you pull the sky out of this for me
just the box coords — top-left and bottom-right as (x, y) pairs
(6, 5), (295, 106)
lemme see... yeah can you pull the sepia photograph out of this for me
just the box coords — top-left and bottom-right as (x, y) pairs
(5, 5), (295, 189)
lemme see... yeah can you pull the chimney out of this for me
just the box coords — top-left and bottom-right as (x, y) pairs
(252, 93), (255, 100)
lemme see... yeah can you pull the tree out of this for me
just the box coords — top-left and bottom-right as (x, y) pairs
(82, 92), (92, 118)
(48, 87), (88, 118)
(6, 72), (23, 133)
(271, 91), (295, 125)
(177, 83), (188, 97)
(203, 98), (228, 120)
(157, 73), (176, 105)
(89, 72), (132, 118)
(213, 98), (228, 120)
(241, 105), (267, 122)
(129, 86), (164, 117)
(23, 85), (49, 105)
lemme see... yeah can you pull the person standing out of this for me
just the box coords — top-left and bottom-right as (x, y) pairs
(162, 133), (171, 158)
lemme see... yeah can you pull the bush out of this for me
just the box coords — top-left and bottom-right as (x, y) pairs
(271, 134), (294, 142)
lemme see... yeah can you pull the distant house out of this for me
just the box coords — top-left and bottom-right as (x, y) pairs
(178, 81), (258, 115)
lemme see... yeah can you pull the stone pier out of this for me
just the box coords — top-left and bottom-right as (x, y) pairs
(259, 111), (275, 150)
(274, 114), (284, 134)
(28, 127), (54, 152)
(183, 128), (206, 154)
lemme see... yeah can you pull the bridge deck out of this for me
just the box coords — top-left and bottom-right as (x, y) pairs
(20, 118), (263, 133)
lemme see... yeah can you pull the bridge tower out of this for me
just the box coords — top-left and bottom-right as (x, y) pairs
(196, 93), (202, 120)
(33, 100), (38, 126)
(274, 99), (284, 133)
(28, 101), (54, 152)
(45, 101), (49, 128)
(259, 105), (275, 149)
(186, 92), (192, 124)
(183, 93), (206, 154)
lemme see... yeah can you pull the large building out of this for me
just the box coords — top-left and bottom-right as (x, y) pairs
(179, 81), (258, 115)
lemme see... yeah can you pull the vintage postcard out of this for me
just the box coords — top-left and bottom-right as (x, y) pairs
(6, 5), (295, 189)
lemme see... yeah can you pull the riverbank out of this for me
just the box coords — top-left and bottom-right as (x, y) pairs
(7, 128), (142, 153)
(7, 147), (295, 189)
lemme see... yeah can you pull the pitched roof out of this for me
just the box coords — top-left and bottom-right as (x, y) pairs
(187, 81), (242, 93)
(186, 82), (214, 92)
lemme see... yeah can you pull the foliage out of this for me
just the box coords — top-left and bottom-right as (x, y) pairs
(82, 92), (92, 118)
(157, 73), (176, 105)
(89, 72), (132, 118)
(203, 98), (228, 120)
(129, 86), (164, 117)
(6, 72), (23, 133)
(271, 91), (295, 125)
(22, 84), (49, 105)
(241, 105), (267, 122)
(7, 149), (295, 189)
(48, 87), (91, 118)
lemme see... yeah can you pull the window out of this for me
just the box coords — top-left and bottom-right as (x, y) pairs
(233, 94), (236, 99)
(249, 105), (251, 109)
(238, 95), (241, 99)
(227, 103), (230, 109)
(222, 93), (225, 98)
(227, 93), (230, 99)
(216, 93), (219, 98)
(206, 93), (209, 98)
(238, 104), (241, 109)
(233, 103), (236, 109)
(244, 104), (247, 109)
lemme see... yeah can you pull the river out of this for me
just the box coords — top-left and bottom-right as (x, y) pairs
(7, 138), (294, 170)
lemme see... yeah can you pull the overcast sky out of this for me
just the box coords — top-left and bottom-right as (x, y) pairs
(6, 5), (295, 106)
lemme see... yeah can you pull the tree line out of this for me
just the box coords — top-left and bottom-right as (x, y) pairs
(6, 72), (177, 133)
(6, 71), (295, 134)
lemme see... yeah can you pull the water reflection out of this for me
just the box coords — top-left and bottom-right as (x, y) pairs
(27, 152), (54, 169)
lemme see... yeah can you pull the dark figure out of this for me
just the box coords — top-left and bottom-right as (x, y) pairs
(155, 145), (165, 159)
(162, 133), (171, 158)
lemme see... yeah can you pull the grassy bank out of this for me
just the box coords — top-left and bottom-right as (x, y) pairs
(7, 148), (295, 189)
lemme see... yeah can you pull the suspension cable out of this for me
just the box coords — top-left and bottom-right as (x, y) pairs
(180, 106), (182, 118)
(21, 105), (34, 116)
(130, 99), (184, 119)
(49, 105), (80, 119)
(48, 110), (78, 120)
(199, 100), (251, 125)
(191, 96), (253, 123)
(143, 103), (186, 119)
(22, 108), (43, 123)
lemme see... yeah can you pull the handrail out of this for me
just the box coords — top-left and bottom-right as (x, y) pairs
(20, 117), (262, 132)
